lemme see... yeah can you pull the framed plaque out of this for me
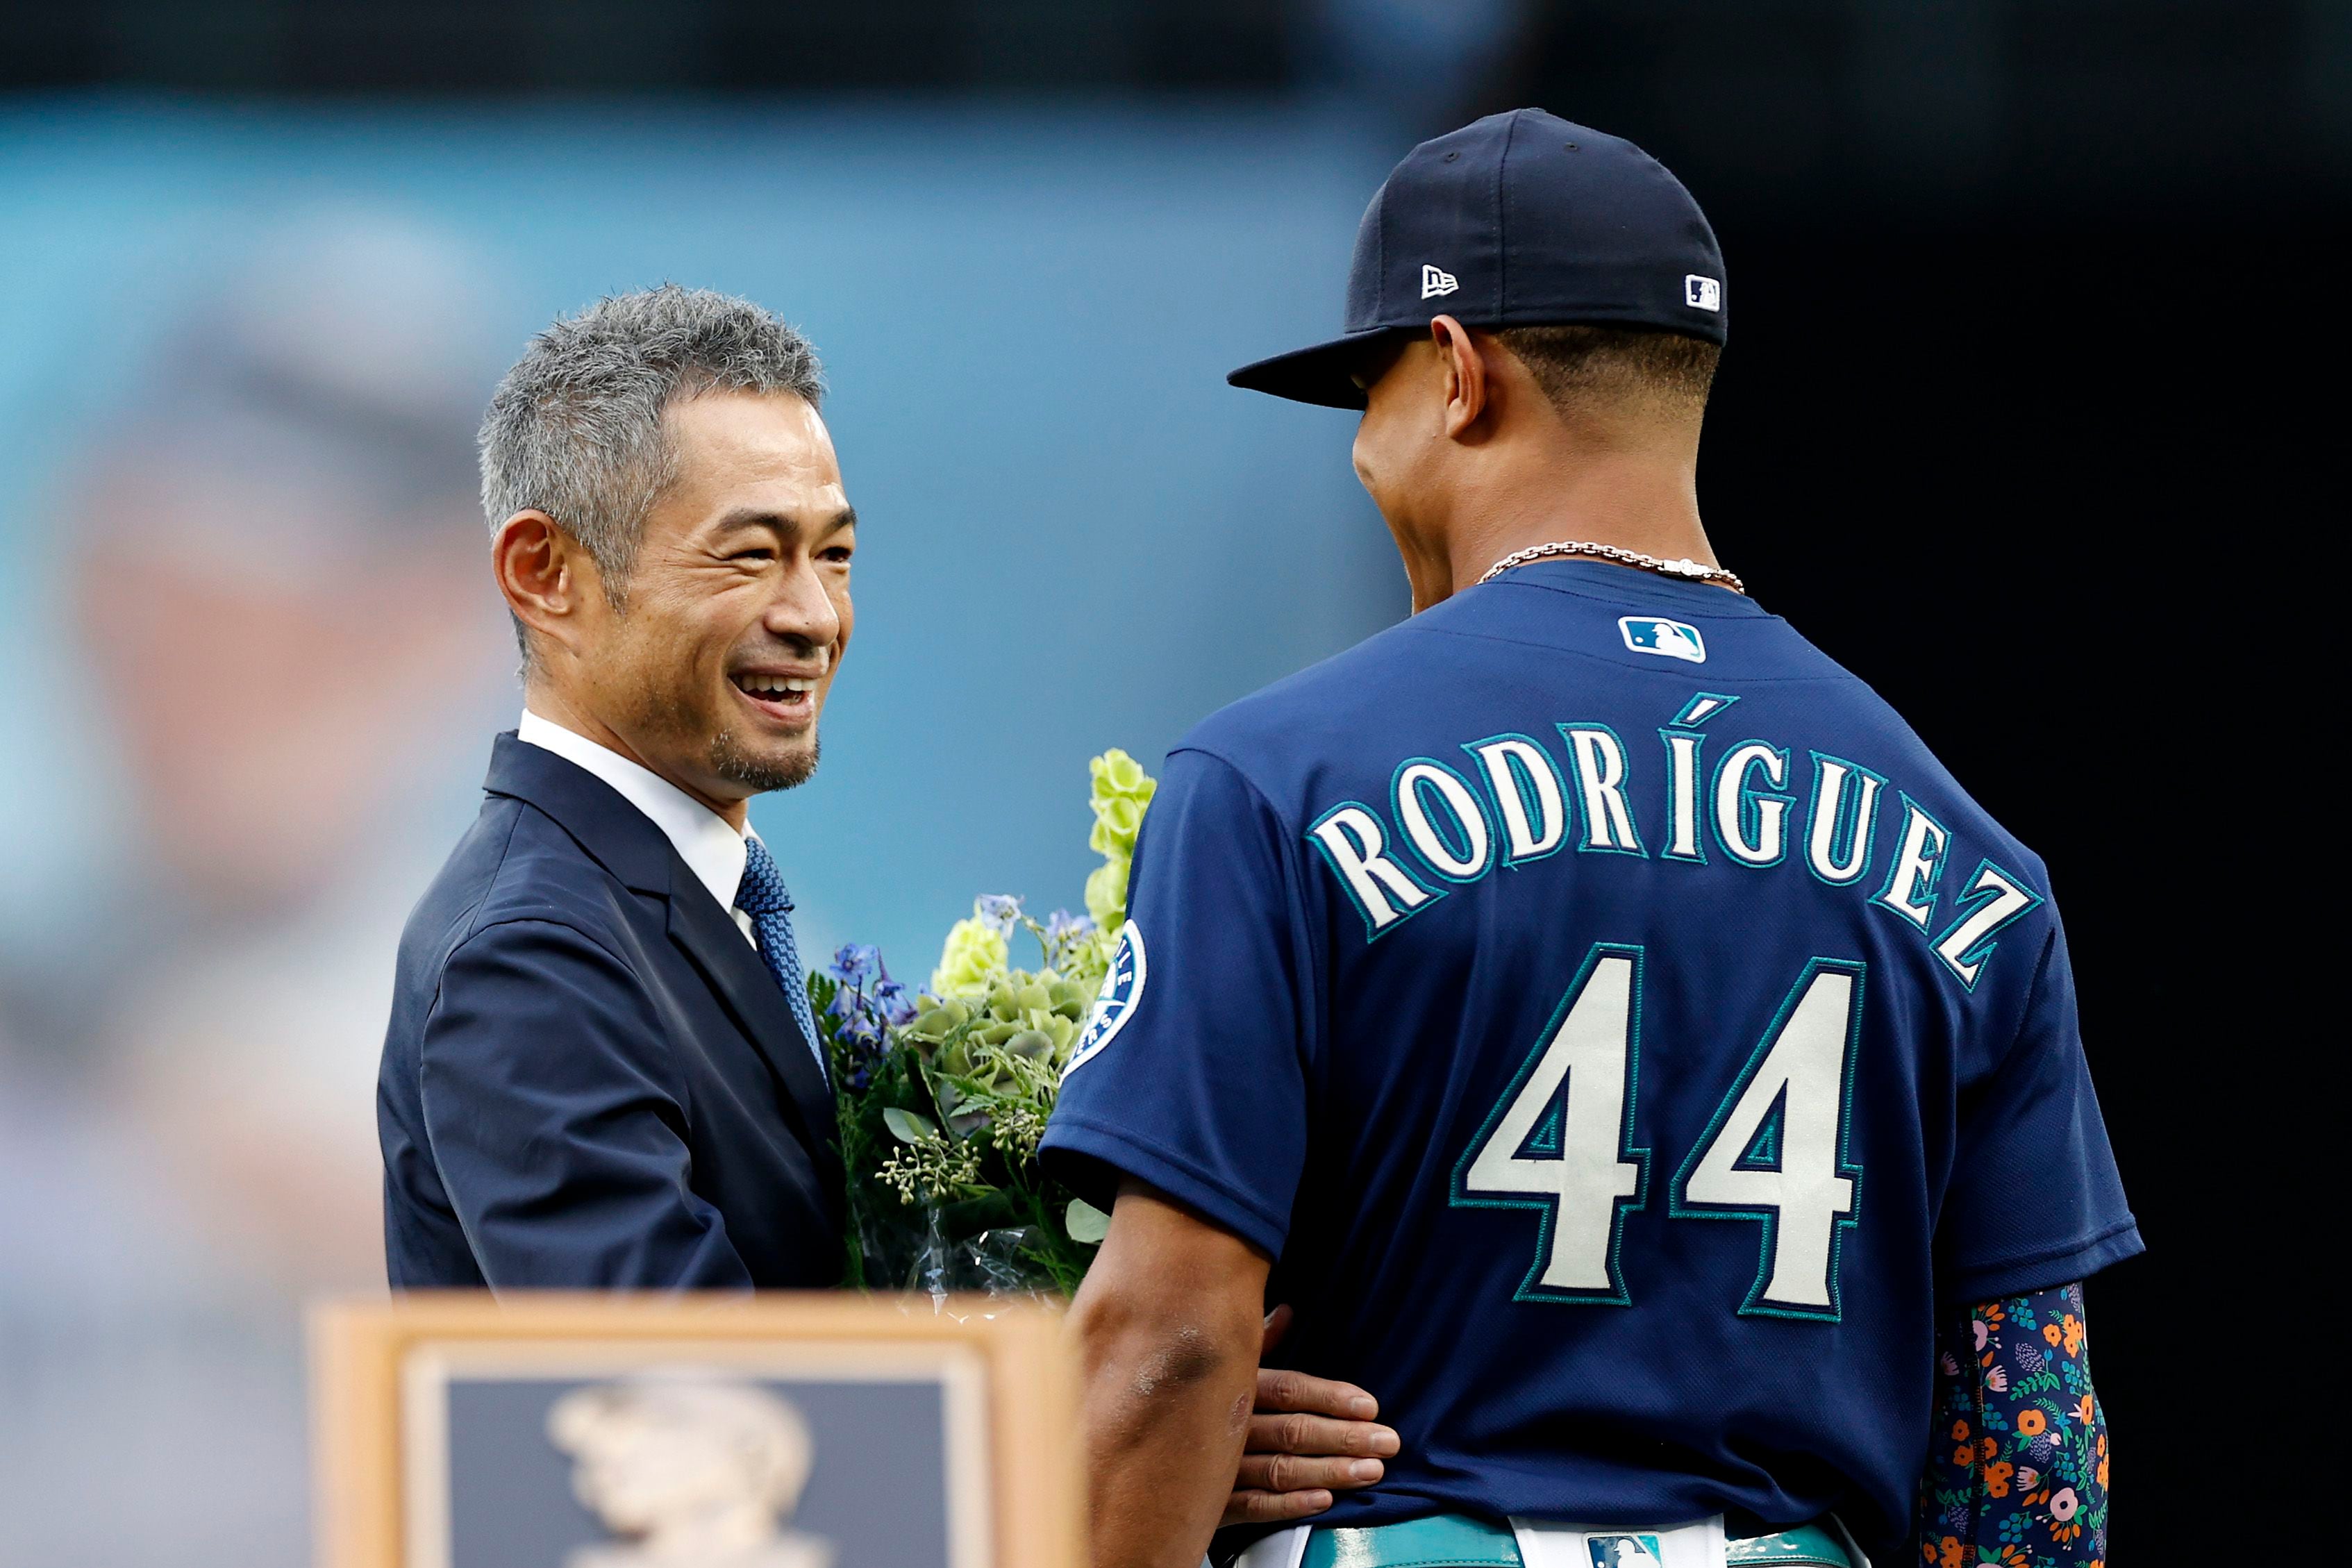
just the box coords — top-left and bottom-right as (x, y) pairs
(312, 1294), (1082, 1568)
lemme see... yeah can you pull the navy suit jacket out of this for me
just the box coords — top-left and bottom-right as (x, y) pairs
(378, 733), (843, 1290)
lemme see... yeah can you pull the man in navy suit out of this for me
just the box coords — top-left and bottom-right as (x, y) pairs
(377, 285), (1399, 1528)
(379, 285), (853, 1289)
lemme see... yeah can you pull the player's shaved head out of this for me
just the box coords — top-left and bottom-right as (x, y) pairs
(1349, 313), (1720, 615)
(1492, 325), (1719, 426)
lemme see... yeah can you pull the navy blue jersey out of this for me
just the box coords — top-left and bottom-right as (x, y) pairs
(1040, 559), (2140, 1550)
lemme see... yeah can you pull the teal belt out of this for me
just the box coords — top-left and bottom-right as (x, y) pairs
(1300, 1514), (1853, 1568)
(1303, 1515), (1519, 1568)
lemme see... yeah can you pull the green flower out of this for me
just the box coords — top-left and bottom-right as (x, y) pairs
(1087, 749), (1156, 861)
(931, 902), (1011, 999)
(1085, 854), (1131, 932)
(906, 1000), (969, 1042)
(1082, 749), (1156, 931)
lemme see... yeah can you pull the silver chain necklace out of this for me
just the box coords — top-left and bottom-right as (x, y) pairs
(1477, 540), (1745, 595)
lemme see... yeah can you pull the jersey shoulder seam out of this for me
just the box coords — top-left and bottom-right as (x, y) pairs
(1167, 742), (1307, 835)
(1985, 924), (2064, 1078)
(1162, 740), (1333, 1057)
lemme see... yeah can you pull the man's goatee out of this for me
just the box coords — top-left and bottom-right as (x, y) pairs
(711, 729), (817, 793)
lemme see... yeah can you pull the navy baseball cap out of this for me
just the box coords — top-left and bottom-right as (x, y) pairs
(1228, 109), (1727, 410)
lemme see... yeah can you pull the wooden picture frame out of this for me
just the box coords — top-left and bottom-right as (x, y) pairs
(310, 1293), (1083, 1568)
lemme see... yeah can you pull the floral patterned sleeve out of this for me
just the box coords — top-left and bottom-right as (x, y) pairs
(1915, 1281), (2110, 1568)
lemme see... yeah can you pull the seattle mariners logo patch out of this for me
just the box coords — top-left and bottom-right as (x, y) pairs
(1063, 920), (1145, 1078)
(1619, 615), (1706, 663)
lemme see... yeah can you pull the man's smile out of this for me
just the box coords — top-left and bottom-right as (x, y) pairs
(728, 665), (824, 725)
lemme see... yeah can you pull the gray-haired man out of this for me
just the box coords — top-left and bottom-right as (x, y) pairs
(380, 284), (854, 1289)
(378, 287), (1395, 1524)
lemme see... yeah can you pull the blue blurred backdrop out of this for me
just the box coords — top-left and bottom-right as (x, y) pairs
(0, 97), (1399, 967)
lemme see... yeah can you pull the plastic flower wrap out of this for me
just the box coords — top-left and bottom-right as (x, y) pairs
(814, 751), (1151, 1299)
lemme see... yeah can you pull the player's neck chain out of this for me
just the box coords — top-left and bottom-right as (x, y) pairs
(1478, 540), (1746, 595)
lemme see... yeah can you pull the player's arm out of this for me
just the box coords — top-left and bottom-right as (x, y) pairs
(1916, 1281), (2109, 1565)
(1044, 749), (1388, 1553)
(1921, 920), (2133, 1562)
(1069, 1177), (1273, 1568)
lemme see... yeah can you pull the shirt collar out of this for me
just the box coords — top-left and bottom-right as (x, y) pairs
(516, 709), (754, 912)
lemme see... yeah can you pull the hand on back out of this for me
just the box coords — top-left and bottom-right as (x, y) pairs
(1222, 1306), (1400, 1528)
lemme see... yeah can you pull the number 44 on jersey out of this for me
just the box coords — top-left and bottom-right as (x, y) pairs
(1452, 943), (1865, 1321)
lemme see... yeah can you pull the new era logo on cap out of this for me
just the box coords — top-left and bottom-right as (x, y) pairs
(1684, 274), (1722, 311)
(1421, 264), (1460, 300)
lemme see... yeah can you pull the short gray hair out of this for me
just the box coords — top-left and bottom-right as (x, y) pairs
(479, 284), (824, 617)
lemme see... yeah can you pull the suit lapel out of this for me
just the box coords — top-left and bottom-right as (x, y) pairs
(485, 731), (844, 1205)
(667, 886), (844, 1197)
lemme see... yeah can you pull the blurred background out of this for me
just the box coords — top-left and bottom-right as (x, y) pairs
(0, 1), (2335, 1562)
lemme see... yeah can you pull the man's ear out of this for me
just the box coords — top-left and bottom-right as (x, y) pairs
(1429, 315), (1489, 440)
(492, 510), (598, 660)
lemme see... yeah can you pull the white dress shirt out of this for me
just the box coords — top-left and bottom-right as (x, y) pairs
(517, 710), (761, 947)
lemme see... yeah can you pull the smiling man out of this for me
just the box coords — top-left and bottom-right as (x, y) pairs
(373, 290), (1405, 1542)
(378, 286), (855, 1289)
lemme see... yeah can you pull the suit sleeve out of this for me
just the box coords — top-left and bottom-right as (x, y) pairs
(1933, 918), (2142, 1303)
(417, 917), (753, 1290)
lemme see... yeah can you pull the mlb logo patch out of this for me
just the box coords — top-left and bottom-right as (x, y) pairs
(1587, 1535), (1665, 1568)
(1063, 920), (1146, 1078)
(1619, 615), (1706, 663)
(1683, 274), (1722, 311)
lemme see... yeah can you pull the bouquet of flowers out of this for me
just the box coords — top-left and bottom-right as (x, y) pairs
(806, 749), (1158, 1299)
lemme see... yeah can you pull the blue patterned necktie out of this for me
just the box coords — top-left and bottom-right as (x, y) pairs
(735, 835), (827, 1083)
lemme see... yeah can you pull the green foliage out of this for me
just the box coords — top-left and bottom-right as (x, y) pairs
(883, 1107), (937, 1142)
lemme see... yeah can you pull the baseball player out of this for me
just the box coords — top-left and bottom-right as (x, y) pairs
(1042, 110), (2139, 1568)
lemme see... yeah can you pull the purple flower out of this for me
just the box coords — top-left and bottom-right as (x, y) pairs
(829, 992), (884, 1044)
(872, 976), (917, 1026)
(820, 942), (909, 1070)
(828, 943), (883, 988)
(976, 894), (1023, 935)
(1043, 908), (1096, 944)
